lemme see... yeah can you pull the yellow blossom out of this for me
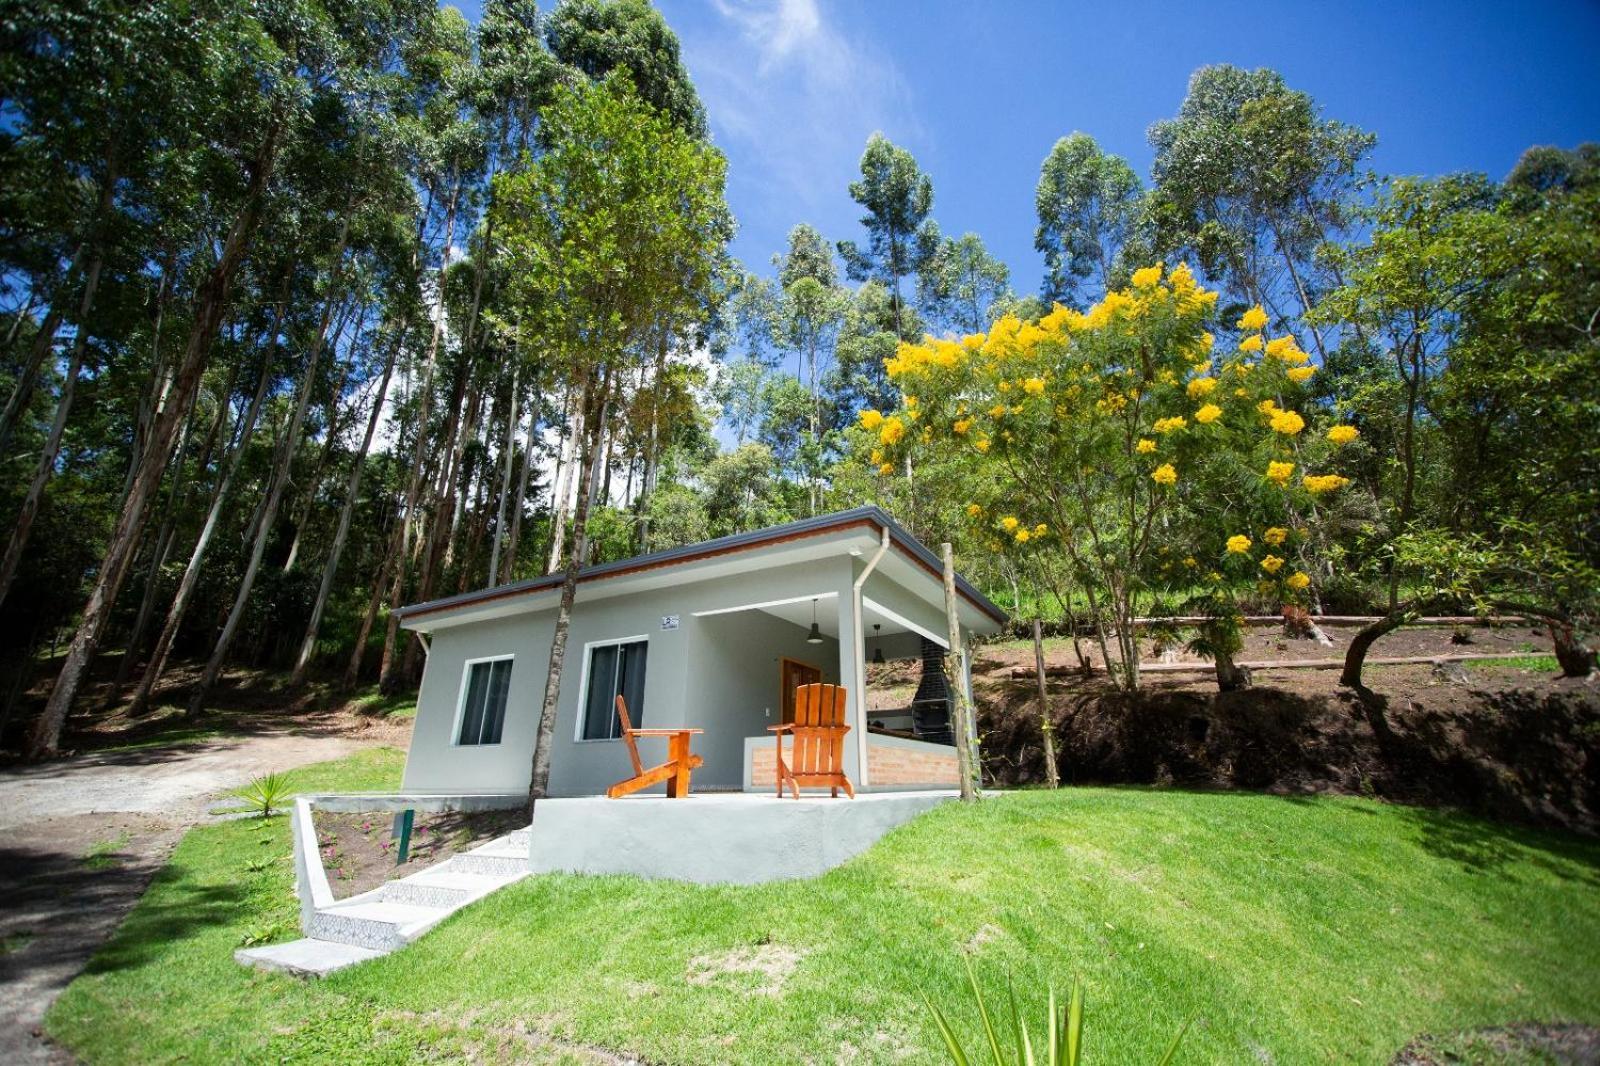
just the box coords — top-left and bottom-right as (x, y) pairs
(859, 409), (884, 430)
(1151, 463), (1178, 486)
(1238, 305), (1268, 331)
(879, 416), (906, 445)
(1327, 424), (1360, 445)
(1001, 516), (1020, 532)
(1263, 526), (1289, 546)
(1239, 334), (1264, 353)
(952, 418), (972, 434)
(1190, 359), (1214, 375)
(1302, 473), (1351, 495)
(1266, 460), (1295, 486)
(989, 404), (1007, 418)
(1257, 398), (1279, 415)
(1195, 403), (1222, 424)
(1269, 409), (1306, 435)
(904, 395), (918, 408)
(1014, 529), (1032, 543)
(1286, 572), (1311, 591)
(966, 503), (982, 517)
(1023, 376), (1046, 395)
(877, 463), (893, 475)
(1131, 263), (1163, 288)
(1187, 376), (1218, 399)
(1034, 523), (1048, 537)
(1227, 534), (1252, 554)
(1287, 366), (1315, 383)
(975, 438), (991, 453)
(1136, 438), (1158, 454)
(1153, 415), (1187, 434)
(1260, 555), (1284, 574)
(1183, 556), (1197, 568)
(1265, 335), (1295, 359)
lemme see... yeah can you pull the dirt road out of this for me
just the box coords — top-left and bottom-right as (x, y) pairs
(0, 730), (391, 1064)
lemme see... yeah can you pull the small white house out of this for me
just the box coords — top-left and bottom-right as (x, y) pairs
(395, 506), (1006, 797)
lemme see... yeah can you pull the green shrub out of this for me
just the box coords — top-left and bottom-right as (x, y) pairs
(231, 770), (296, 818)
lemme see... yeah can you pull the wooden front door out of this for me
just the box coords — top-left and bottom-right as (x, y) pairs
(779, 658), (822, 723)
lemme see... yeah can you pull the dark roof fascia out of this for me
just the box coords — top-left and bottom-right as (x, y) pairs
(396, 505), (1007, 625)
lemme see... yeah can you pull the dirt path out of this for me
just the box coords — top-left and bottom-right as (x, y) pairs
(0, 730), (395, 1064)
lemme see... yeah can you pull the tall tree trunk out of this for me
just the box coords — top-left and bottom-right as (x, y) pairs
(545, 393), (581, 574)
(280, 300), (361, 574)
(111, 390), (209, 695)
(0, 251), (105, 607)
(502, 390), (541, 583)
(378, 176), (460, 694)
(346, 508), (400, 690)
(487, 363), (520, 585)
(29, 121), (281, 757)
(527, 366), (609, 808)
(290, 325), (400, 687)
(186, 224), (350, 717)
(128, 355), (273, 716)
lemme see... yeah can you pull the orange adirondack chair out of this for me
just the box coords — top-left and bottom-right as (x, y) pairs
(605, 695), (703, 799)
(767, 683), (855, 799)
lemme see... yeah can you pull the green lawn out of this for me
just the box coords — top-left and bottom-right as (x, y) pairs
(48, 750), (1600, 1064)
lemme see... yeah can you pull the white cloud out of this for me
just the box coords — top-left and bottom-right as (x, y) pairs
(681, 0), (920, 231)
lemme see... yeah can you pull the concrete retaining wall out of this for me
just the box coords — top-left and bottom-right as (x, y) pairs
(527, 792), (952, 884)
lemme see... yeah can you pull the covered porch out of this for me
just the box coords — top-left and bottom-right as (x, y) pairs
(683, 572), (973, 795)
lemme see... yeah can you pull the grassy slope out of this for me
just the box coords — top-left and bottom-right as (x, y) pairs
(49, 756), (1600, 1065)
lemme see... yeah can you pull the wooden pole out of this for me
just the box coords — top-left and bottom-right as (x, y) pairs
(941, 543), (977, 802)
(1033, 618), (1060, 789)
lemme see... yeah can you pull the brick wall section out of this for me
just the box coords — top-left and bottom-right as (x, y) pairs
(751, 746), (777, 788)
(867, 740), (959, 786)
(749, 739), (958, 788)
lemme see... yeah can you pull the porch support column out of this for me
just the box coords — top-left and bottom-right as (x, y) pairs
(835, 583), (867, 787)
(844, 527), (890, 789)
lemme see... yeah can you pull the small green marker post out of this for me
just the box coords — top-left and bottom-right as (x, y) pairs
(392, 809), (415, 866)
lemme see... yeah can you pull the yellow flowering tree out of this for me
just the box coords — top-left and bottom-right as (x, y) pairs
(862, 263), (1355, 691)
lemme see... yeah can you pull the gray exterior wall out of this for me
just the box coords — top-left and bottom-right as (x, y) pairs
(403, 556), (869, 797)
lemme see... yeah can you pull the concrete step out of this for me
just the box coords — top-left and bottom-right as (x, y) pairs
(470, 835), (531, 859)
(381, 869), (507, 908)
(236, 938), (384, 978)
(308, 899), (444, 951)
(445, 851), (525, 878)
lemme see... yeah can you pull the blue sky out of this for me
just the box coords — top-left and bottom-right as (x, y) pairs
(456, 0), (1600, 293)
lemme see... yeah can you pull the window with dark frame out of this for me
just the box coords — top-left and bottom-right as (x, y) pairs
(456, 658), (512, 746)
(581, 639), (648, 740)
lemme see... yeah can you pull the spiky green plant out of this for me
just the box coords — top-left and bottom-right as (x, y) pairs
(925, 957), (1190, 1065)
(231, 770), (296, 818)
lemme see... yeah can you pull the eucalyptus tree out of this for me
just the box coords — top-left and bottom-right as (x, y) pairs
(376, 3), (489, 693)
(491, 74), (730, 806)
(544, 0), (708, 139)
(1148, 65), (1373, 354)
(768, 225), (847, 512)
(27, 0), (390, 756)
(919, 230), (1011, 335)
(1034, 132), (1143, 305)
(837, 133), (938, 342)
